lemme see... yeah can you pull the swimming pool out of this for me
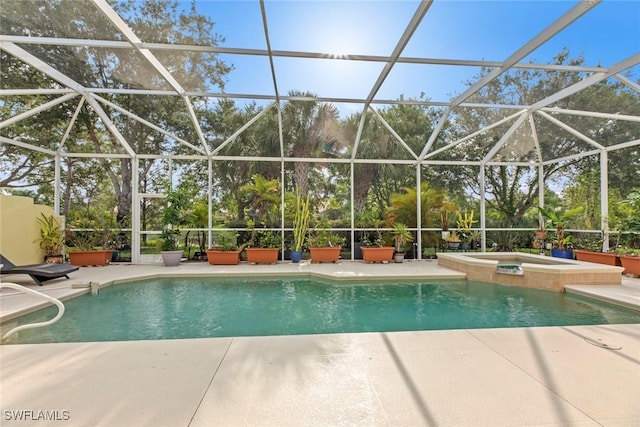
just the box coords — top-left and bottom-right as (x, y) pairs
(3, 277), (640, 344)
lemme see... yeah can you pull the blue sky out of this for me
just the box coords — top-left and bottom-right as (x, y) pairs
(190, 0), (640, 108)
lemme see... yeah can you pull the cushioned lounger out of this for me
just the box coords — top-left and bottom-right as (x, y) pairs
(0, 254), (79, 286)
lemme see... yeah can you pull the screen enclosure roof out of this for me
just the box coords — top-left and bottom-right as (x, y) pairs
(0, 0), (639, 165)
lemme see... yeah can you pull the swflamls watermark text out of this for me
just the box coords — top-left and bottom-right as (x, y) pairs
(3, 409), (70, 422)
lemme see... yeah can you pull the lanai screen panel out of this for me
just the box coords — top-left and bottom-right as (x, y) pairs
(0, 0), (638, 172)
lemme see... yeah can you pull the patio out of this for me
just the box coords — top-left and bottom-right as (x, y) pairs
(1, 261), (639, 426)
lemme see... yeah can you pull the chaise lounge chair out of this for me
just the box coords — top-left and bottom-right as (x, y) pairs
(0, 254), (79, 286)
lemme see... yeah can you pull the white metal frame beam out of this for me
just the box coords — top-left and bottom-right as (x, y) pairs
(0, 35), (608, 73)
(419, 0), (601, 160)
(91, 0), (210, 155)
(351, 0), (432, 160)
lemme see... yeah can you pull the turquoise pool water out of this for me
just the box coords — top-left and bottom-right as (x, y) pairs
(5, 277), (640, 344)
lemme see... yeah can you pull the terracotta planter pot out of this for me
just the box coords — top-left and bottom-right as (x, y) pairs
(309, 247), (341, 263)
(245, 248), (279, 264)
(574, 250), (621, 266)
(534, 230), (548, 240)
(620, 256), (640, 276)
(68, 250), (114, 267)
(206, 249), (241, 265)
(361, 246), (394, 264)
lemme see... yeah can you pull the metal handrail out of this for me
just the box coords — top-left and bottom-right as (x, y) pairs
(1, 282), (65, 340)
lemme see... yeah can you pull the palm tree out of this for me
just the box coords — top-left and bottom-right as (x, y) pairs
(281, 91), (343, 196)
(386, 183), (454, 246)
(538, 206), (584, 250)
(240, 174), (280, 225)
(348, 110), (417, 216)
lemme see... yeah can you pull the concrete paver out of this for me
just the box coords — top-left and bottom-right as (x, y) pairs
(1, 260), (639, 426)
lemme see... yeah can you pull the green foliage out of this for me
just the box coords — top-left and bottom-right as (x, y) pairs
(34, 213), (64, 257)
(240, 174), (281, 225)
(385, 183), (456, 246)
(160, 186), (191, 251)
(211, 230), (239, 251)
(306, 230), (345, 248)
(445, 231), (461, 243)
(620, 189), (640, 232)
(391, 222), (413, 253)
(292, 191), (311, 252)
(281, 91), (342, 196)
(538, 205), (584, 250)
(252, 230), (282, 249)
(307, 218), (345, 247)
(245, 219), (282, 248)
(66, 209), (117, 251)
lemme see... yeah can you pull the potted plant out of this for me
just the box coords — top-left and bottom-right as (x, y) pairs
(307, 226), (345, 263)
(245, 221), (282, 264)
(574, 236), (622, 266)
(534, 227), (548, 242)
(34, 213), (65, 264)
(439, 206), (454, 240)
(159, 188), (188, 267)
(206, 230), (242, 265)
(391, 222), (413, 263)
(66, 216), (114, 266)
(537, 206), (584, 259)
(290, 191), (311, 263)
(575, 248), (622, 266)
(619, 248), (640, 276)
(445, 230), (462, 249)
(361, 220), (394, 263)
(456, 210), (477, 250)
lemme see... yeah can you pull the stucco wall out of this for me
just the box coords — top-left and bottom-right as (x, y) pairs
(0, 195), (61, 265)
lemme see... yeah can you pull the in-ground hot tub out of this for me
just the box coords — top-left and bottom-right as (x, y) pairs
(437, 252), (624, 291)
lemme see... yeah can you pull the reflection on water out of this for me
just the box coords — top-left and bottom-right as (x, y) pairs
(4, 278), (640, 344)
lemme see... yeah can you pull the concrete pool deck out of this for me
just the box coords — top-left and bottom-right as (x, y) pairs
(1, 260), (639, 426)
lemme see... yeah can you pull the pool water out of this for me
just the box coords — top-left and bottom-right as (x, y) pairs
(4, 277), (640, 344)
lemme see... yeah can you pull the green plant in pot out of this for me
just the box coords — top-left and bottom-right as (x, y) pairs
(66, 215), (115, 266)
(307, 222), (345, 263)
(362, 218), (385, 247)
(537, 206), (584, 259)
(291, 191), (311, 263)
(206, 230), (242, 265)
(445, 230), (462, 249)
(456, 210), (478, 249)
(160, 187), (189, 266)
(244, 220), (283, 264)
(360, 218), (394, 263)
(306, 230), (345, 248)
(35, 213), (64, 263)
(391, 222), (413, 263)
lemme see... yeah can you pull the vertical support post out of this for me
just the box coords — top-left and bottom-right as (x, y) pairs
(54, 154), (61, 215)
(416, 163), (422, 260)
(132, 156), (140, 264)
(350, 162), (355, 260)
(538, 163), (545, 229)
(600, 150), (610, 251)
(207, 158), (213, 249)
(280, 159), (285, 260)
(479, 165), (487, 252)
